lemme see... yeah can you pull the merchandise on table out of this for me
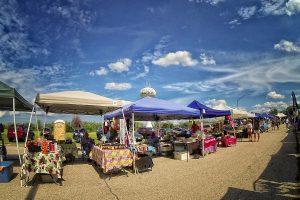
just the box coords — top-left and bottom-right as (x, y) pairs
(92, 146), (133, 173)
(221, 136), (237, 147)
(203, 137), (217, 153)
(60, 142), (79, 158)
(21, 148), (65, 178)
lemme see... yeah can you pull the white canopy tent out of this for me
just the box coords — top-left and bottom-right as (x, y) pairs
(25, 90), (126, 144)
(276, 113), (287, 118)
(213, 104), (251, 119)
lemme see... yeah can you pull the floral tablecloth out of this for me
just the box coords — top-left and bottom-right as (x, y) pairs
(21, 150), (65, 178)
(221, 137), (237, 147)
(92, 146), (133, 173)
(60, 143), (78, 158)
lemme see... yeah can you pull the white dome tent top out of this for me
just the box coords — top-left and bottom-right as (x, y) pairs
(140, 87), (156, 98)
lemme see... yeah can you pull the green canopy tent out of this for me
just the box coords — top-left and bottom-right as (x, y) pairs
(0, 81), (34, 167)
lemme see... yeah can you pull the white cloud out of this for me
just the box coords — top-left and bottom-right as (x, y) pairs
(152, 51), (198, 67)
(252, 101), (289, 112)
(267, 91), (285, 99)
(200, 53), (216, 65)
(260, 0), (300, 16)
(192, 0), (224, 5)
(286, 0), (300, 16)
(163, 56), (300, 95)
(274, 40), (300, 53)
(204, 99), (228, 108)
(91, 67), (108, 76)
(238, 6), (257, 19)
(108, 58), (132, 73)
(228, 19), (241, 28)
(105, 82), (132, 90)
(132, 65), (150, 80)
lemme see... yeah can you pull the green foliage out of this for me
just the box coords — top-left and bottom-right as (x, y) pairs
(161, 122), (174, 129)
(284, 106), (293, 115)
(269, 108), (278, 115)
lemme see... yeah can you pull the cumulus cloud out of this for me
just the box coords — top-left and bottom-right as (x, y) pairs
(260, 0), (300, 16)
(267, 91), (285, 99)
(238, 6), (257, 19)
(200, 53), (216, 65)
(108, 58), (132, 73)
(252, 101), (288, 112)
(152, 51), (198, 67)
(286, 0), (300, 15)
(163, 56), (300, 95)
(105, 82), (132, 90)
(204, 99), (228, 108)
(274, 40), (300, 53)
(89, 67), (108, 76)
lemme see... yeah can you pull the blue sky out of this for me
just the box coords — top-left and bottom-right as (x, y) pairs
(1, 0), (300, 121)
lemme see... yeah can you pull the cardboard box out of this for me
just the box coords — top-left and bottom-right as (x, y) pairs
(174, 151), (190, 161)
(0, 161), (13, 182)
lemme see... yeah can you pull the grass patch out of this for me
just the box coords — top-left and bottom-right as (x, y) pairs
(0, 129), (99, 145)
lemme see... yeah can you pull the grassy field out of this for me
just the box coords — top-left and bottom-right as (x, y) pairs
(0, 129), (98, 144)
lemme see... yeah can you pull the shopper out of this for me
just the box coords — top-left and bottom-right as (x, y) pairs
(253, 119), (260, 142)
(247, 120), (253, 142)
(285, 118), (289, 129)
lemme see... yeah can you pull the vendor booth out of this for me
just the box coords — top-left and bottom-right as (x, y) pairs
(104, 96), (201, 164)
(0, 81), (34, 184)
(21, 90), (125, 186)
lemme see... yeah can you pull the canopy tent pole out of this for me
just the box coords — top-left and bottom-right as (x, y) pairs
(13, 98), (22, 166)
(121, 109), (129, 146)
(132, 113), (138, 175)
(42, 111), (48, 138)
(201, 114), (205, 157)
(24, 105), (35, 153)
(34, 109), (39, 133)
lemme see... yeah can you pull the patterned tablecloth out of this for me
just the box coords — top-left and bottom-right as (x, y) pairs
(21, 150), (65, 178)
(60, 143), (78, 158)
(203, 137), (217, 153)
(221, 137), (237, 147)
(92, 146), (133, 173)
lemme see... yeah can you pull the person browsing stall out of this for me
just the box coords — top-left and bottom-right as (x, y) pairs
(247, 120), (253, 142)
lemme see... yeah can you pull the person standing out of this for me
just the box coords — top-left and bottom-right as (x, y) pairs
(285, 118), (289, 129)
(247, 120), (253, 142)
(253, 119), (260, 142)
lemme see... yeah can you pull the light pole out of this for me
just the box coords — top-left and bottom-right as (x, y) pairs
(236, 94), (246, 109)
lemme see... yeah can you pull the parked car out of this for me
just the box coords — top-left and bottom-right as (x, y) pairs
(134, 132), (144, 142)
(137, 128), (155, 137)
(40, 128), (52, 140)
(7, 124), (35, 142)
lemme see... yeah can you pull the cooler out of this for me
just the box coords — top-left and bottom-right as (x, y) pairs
(0, 161), (14, 182)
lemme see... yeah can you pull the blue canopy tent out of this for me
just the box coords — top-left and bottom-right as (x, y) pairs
(104, 96), (201, 160)
(104, 96), (200, 121)
(187, 100), (231, 118)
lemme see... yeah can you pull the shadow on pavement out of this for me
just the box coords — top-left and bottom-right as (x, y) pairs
(222, 129), (300, 200)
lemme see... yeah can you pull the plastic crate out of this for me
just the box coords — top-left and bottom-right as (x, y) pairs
(0, 161), (13, 182)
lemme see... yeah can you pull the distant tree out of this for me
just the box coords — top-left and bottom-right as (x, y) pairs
(284, 106), (293, 116)
(269, 108), (278, 115)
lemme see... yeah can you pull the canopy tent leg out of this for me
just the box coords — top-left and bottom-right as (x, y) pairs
(131, 113), (138, 175)
(34, 109), (39, 133)
(201, 115), (205, 157)
(24, 106), (35, 153)
(42, 112), (48, 138)
(12, 98), (22, 166)
(121, 109), (129, 146)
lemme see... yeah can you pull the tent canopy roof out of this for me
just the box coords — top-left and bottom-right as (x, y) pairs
(187, 100), (231, 118)
(104, 96), (200, 121)
(0, 81), (33, 111)
(35, 90), (125, 115)
(213, 103), (251, 118)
